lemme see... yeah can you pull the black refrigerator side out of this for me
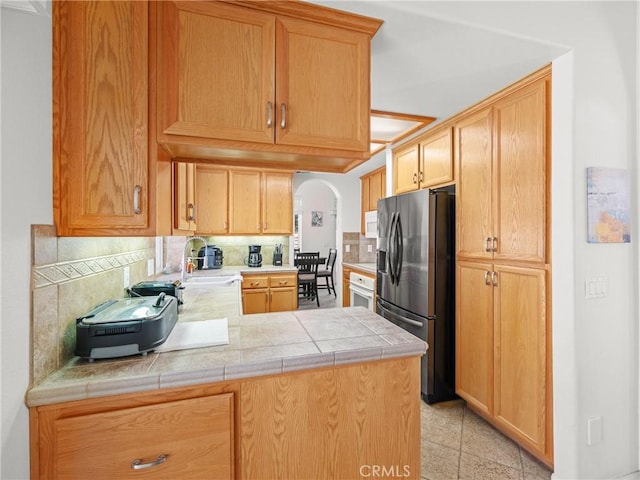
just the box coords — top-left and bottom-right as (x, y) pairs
(424, 186), (457, 404)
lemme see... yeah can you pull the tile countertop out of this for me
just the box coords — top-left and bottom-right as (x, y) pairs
(26, 299), (427, 407)
(343, 262), (376, 275)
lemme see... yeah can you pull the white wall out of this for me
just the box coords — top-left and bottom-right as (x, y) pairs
(1, 6), (52, 479)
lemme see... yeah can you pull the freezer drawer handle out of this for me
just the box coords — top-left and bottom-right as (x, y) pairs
(131, 454), (168, 470)
(378, 302), (423, 327)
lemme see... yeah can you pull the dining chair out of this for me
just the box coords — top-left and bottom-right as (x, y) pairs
(296, 252), (320, 307)
(317, 248), (337, 297)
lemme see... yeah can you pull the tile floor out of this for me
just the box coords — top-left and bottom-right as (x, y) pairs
(421, 399), (552, 480)
(304, 291), (554, 479)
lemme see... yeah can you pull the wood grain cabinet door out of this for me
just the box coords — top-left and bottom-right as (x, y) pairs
(492, 80), (548, 264)
(393, 144), (420, 194)
(158, 1), (275, 144)
(455, 260), (494, 418)
(195, 166), (229, 235)
(50, 394), (234, 479)
(262, 172), (293, 234)
(420, 126), (454, 188)
(174, 163), (196, 232)
(455, 107), (494, 260)
(492, 265), (549, 457)
(54, 1), (150, 234)
(228, 170), (262, 234)
(275, 16), (370, 152)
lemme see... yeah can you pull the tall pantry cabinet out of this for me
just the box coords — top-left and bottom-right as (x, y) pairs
(455, 68), (552, 467)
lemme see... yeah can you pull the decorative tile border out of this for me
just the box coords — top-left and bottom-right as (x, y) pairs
(32, 248), (154, 288)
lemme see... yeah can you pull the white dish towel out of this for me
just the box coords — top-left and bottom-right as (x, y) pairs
(155, 318), (229, 353)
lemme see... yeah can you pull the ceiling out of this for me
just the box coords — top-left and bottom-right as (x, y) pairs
(314, 1), (569, 176)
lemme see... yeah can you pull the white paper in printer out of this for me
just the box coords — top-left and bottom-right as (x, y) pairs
(155, 318), (229, 353)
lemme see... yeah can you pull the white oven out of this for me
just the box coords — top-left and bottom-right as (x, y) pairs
(349, 271), (375, 311)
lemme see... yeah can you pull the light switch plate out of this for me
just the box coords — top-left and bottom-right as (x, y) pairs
(585, 276), (608, 299)
(587, 416), (602, 445)
(345, 245), (351, 253)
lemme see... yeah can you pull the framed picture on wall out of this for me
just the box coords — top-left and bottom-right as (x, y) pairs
(311, 211), (323, 227)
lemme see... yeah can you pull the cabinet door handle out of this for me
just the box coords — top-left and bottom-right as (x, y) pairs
(412, 173), (418, 184)
(484, 271), (491, 286)
(266, 101), (273, 128)
(485, 237), (492, 252)
(131, 454), (167, 470)
(492, 236), (498, 252)
(491, 271), (498, 287)
(133, 185), (142, 214)
(187, 203), (196, 222)
(280, 103), (286, 129)
(419, 171), (424, 182)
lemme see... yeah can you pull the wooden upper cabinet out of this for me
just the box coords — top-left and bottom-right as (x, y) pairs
(262, 172), (293, 234)
(228, 170), (262, 234)
(360, 166), (386, 234)
(174, 163), (196, 232)
(420, 126), (454, 188)
(195, 165), (229, 235)
(492, 79), (548, 264)
(456, 78), (548, 264)
(392, 125), (454, 195)
(158, 1), (275, 144)
(275, 16), (369, 152)
(393, 144), (420, 194)
(155, 1), (382, 172)
(455, 107), (494, 261)
(53, 1), (152, 235)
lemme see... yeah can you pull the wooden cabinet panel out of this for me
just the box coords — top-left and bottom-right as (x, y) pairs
(240, 357), (420, 480)
(53, 1), (152, 235)
(275, 16), (369, 152)
(420, 127), (453, 187)
(47, 394), (233, 479)
(229, 170), (262, 234)
(493, 80), (548, 263)
(493, 265), (548, 456)
(455, 260), (494, 417)
(195, 165), (229, 234)
(393, 144), (420, 194)
(242, 273), (297, 313)
(360, 166), (386, 234)
(174, 163), (196, 232)
(342, 267), (352, 307)
(455, 107), (494, 260)
(158, 1), (275, 144)
(262, 172), (293, 234)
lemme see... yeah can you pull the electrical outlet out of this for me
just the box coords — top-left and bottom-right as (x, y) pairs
(367, 245), (373, 252)
(345, 245), (351, 253)
(123, 266), (130, 289)
(147, 259), (154, 277)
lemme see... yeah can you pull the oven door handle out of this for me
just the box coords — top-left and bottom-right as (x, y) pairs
(376, 302), (423, 328)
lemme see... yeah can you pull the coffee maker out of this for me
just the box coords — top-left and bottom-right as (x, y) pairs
(247, 245), (262, 267)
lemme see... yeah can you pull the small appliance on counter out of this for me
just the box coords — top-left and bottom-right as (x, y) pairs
(197, 245), (223, 270)
(273, 243), (283, 266)
(75, 293), (178, 361)
(246, 245), (262, 267)
(129, 280), (184, 306)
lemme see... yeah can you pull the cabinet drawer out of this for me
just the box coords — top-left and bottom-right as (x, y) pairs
(52, 393), (233, 479)
(242, 276), (269, 289)
(269, 274), (297, 288)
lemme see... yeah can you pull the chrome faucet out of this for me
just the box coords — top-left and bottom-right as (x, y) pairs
(181, 236), (208, 282)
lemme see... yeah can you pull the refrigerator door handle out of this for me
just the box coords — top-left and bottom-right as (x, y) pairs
(377, 301), (424, 327)
(388, 212), (398, 284)
(395, 213), (403, 284)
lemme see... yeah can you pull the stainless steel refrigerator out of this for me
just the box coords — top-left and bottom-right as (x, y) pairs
(376, 186), (456, 404)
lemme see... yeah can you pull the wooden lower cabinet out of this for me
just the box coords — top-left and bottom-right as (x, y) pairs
(241, 272), (297, 314)
(456, 260), (551, 466)
(31, 357), (421, 479)
(32, 392), (234, 479)
(342, 267), (352, 307)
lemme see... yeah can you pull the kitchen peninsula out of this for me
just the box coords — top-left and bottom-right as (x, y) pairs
(27, 277), (426, 479)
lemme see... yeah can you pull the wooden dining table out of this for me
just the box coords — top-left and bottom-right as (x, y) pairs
(294, 257), (326, 267)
